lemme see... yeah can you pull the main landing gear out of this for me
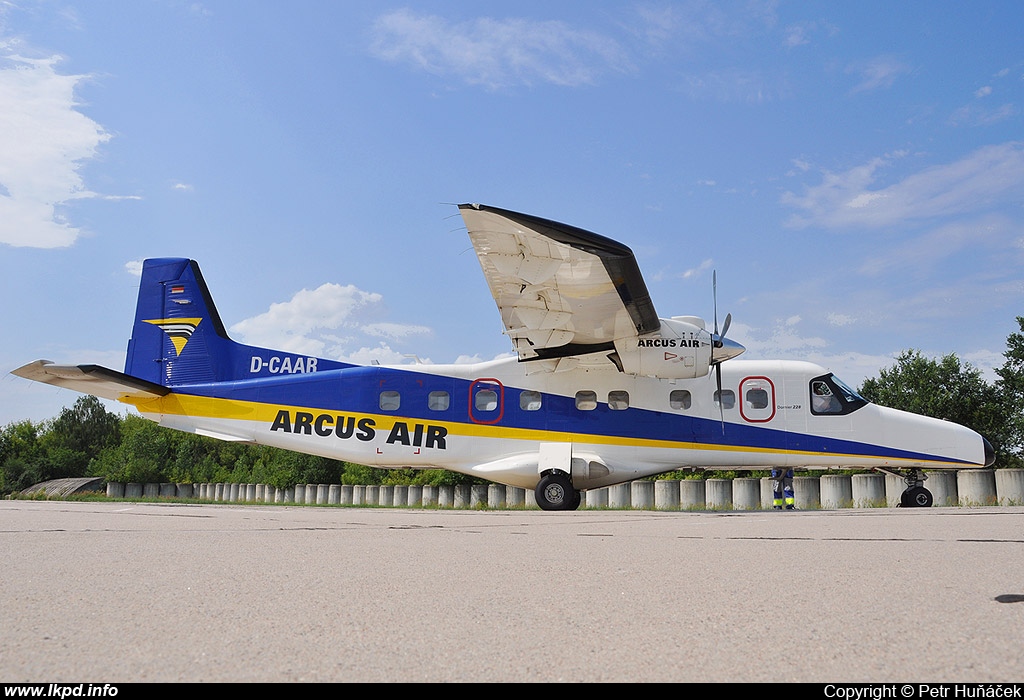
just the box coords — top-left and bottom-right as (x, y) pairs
(535, 470), (582, 511)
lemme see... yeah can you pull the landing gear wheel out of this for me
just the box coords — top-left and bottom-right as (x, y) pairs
(900, 486), (933, 508)
(536, 471), (578, 511)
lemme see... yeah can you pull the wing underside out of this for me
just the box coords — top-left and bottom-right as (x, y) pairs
(458, 203), (659, 363)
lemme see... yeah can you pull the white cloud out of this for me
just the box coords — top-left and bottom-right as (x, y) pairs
(230, 283), (382, 354)
(948, 102), (1018, 126)
(339, 343), (417, 367)
(362, 322), (431, 341)
(369, 9), (632, 89)
(230, 283), (436, 364)
(781, 142), (1024, 229)
(858, 215), (1012, 276)
(681, 258), (713, 279)
(0, 52), (109, 247)
(846, 55), (911, 94)
(827, 313), (856, 327)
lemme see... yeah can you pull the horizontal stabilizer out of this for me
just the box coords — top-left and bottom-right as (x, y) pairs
(11, 360), (170, 402)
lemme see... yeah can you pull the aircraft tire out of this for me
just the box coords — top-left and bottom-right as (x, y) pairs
(900, 486), (934, 508)
(536, 471), (577, 511)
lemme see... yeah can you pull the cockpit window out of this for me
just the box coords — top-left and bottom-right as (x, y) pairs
(810, 374), (867, 415)
(811, 380), (842, 414)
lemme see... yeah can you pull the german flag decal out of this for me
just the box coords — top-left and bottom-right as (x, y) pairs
(144, 318), (202, 356)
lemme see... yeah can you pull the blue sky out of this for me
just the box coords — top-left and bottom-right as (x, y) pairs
(2, 1), (1023, 426)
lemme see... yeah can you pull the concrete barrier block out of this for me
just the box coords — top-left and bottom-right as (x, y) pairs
(820, 475), (852, 509)
(585, 487), (608, 509)
(393, 485), (408, 507)
(679, 480), (705, 510)
(406, 485), (422, 507)
(995, 469), (1024, 505)
(438, 485), (454, 508)
(631, 481), (655, 509)
(792, 476), (819, 510)
(654, 480), (680, 510)
(487, 484), (505, 508)
(506, 486), (526, 508)
(732, 477), (760, 510)
(851, 474), (886, 508)
(705, 479), (732, 510)
(958, 470), (997, 506)
(925, 471), (958, 507)
(421, 485), (438, 508)
(608, 483), (631, 509)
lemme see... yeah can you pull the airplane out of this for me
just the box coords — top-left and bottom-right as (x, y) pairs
(12, 203), (995, 510)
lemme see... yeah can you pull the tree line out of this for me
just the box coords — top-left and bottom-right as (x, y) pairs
(3, 318), (1022, 496)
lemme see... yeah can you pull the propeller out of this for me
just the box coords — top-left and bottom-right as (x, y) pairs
(714, 272), (726, 431)
(710, 271), (745, 433)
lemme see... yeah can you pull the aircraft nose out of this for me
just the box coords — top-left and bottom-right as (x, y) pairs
(712, 335), (745, 364)
(983, 436), (995, 467)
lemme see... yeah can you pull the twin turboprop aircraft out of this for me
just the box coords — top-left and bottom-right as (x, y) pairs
(13, 204), (994, 510)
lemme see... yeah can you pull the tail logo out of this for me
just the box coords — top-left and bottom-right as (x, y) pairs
(144, 318), (203, 356)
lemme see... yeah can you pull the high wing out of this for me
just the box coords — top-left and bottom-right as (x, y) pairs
(10, 360), (169, 402)
(458, 203), (660, 364)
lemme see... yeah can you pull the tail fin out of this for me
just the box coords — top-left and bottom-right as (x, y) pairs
(125, 258), (345, 387)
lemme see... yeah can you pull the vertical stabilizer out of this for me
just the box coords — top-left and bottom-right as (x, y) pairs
(125, 258), (352, 388)
(125, 258), (230, 386)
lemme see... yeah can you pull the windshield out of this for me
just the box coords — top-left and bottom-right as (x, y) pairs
(831, 375), (866, 404)
(810, 373), (867, 415)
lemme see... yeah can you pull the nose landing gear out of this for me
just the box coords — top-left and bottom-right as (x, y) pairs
(896, 468), (933, 508)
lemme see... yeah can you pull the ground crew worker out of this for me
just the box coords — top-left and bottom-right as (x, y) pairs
(772, 467), (795, 510)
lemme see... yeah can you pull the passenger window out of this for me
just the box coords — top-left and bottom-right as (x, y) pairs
(428, 391), (449, 411)
(746, 388), (769, 410)
(811, 380), (842, 414)
(520, 390), (542, 411)
(608, 390), (629, 410)
(670, 389), (692, 410)
(475, 390), (498, 412)
(575, 390), (598, 411)
(379, 390), (400, 411)
(714, 389), (735, 410)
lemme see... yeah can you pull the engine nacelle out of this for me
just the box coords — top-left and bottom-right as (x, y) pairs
(613, 318), (713, 379)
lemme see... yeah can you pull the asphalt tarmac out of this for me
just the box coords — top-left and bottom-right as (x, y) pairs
(2, 500), (1023, 683)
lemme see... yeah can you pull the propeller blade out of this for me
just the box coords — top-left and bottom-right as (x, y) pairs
(709, 270), (745, 369)
(716, 363), (725, 433)
(712, 270), (719, 336)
